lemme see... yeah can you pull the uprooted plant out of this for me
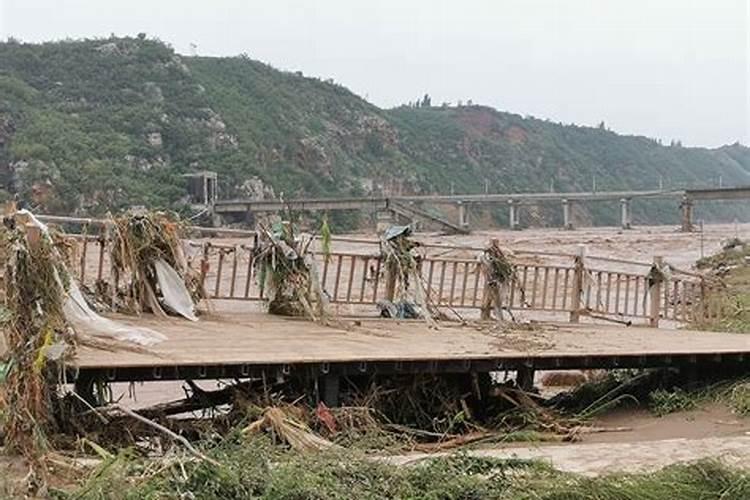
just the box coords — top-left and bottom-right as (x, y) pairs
(0, 211), (76, 484)
(479, 239), (523, 321)
(378, 225), (446, 323)
(110, 211), (204, 320)
(253, 222), (328, 320)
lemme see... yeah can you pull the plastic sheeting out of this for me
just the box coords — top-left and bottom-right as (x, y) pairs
(153, 258), (198, 322)
(19, 210), (167, 346)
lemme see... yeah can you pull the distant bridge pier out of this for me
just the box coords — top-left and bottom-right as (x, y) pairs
(562, 199), (574, 230)
(680, 196), (694, 232)
(457, 202), (470, 230)
(508, 200), (520, 230)
(620, 198), (632, 229)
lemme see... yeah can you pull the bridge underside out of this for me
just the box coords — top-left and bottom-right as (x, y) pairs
(66, 313), (749, 383)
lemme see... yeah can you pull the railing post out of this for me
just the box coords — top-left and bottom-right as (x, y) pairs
(569, 244), (586, 323)
(649, 256), (663, 327)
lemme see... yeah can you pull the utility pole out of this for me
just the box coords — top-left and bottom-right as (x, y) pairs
(450, 182), (455, 195)
(484, 178), (489, 194)
(592, 175), (597, 193)
(659, 175), (663, 191)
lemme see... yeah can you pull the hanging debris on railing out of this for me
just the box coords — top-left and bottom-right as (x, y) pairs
(479, 238), (522, 321)
(110, 210), (204, 320)
(253, 221), (328, 320)
(0, 211), (73, 472)
(379, 225), (435, 323)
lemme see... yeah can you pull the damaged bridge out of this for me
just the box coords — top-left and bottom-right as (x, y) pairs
(211, 186), (750, 233)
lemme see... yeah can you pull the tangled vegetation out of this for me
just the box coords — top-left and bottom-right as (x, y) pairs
(110, 211), (203, 316)
(0, 211), (75, 485)
(253, 222), (327, 319)
(693, 238), (750, 333)
(26, 436), (750, 500)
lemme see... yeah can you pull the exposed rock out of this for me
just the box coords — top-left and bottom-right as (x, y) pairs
(239, 176), (276, 200)
(125, 155), (167, 172)
(94, 42), (121, 56)
(296, 137), (332, 177)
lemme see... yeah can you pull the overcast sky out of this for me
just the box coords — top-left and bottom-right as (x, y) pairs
(1, 0), (748, 147)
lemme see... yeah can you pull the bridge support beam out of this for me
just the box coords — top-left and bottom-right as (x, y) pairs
(516, 366), (535, 392)
(562, 199), (574, 230)
(620, 198), (632, 229)
(508, 200), (520, 230)
(680, 197), (694, 232)
(457, 202), (469, 230)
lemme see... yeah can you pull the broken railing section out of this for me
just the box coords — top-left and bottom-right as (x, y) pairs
(44, 215), (725, 326)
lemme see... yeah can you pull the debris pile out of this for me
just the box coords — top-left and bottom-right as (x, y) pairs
(479, 238), (521, 321)
(0, 211), (73, 469)
(379, 225), (435, 321)
(110, 211), (203, 320)
(253, 222), (327, 320)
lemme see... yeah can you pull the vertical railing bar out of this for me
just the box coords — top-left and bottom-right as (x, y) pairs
(562, 268), (570, 309)
(79, 238), (89, 283)
(96, 230), (107, 282)
(214, 249), (225, 298)
(437, 261), (447, 305)
(614, 273), (621, 314)
(633, 276), (640, 316)
(333, 254), (343, 301)
(541, 267), (549, 309)
(449, 261), (458, 306)
(624, 274), (631, 316)
(244, 247), (254, 298)
(359, 257), (370, 303)
(345, 256), (356, 302)
(229, 246), (239, 298)
(605, 273), (612, 313)
(460, 262), (469, 306)
(321, 256), (330, 296)
(427, 260), (436, 296)
(551, 268), (560, 310)
(530, 266), (539, 308)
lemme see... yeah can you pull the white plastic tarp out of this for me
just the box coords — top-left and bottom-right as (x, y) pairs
(19, 210), (167, 346)
(153, 258), (198, 321)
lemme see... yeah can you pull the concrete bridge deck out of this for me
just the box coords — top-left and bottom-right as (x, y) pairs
(213, 186), (750, 233)
(67, 313), (750, 383)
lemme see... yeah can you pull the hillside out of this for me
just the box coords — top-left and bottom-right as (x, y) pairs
(1, 36), (749, 226)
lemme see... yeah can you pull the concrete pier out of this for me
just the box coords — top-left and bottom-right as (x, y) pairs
(562, 199), (574, 230)
(620, 198), (632, 229)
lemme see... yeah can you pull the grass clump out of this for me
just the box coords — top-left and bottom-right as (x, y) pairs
(649, 387), (697, 416)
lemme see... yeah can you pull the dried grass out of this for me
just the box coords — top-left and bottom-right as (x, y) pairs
(0, 212), (76, 480)
(109, 211), (203, 315)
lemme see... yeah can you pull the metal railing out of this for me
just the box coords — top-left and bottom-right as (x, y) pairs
(42, 215), (724, 326)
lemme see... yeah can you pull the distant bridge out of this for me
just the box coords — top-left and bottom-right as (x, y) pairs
(212, 186), (750, 234)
